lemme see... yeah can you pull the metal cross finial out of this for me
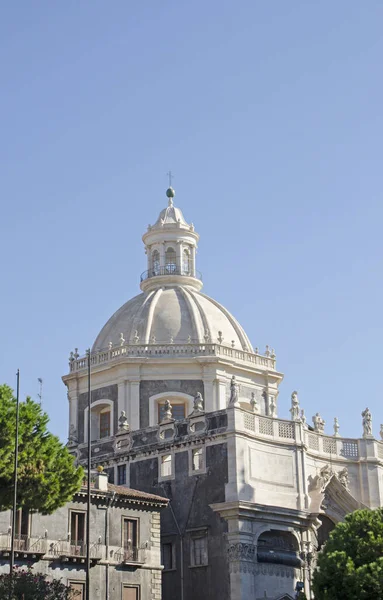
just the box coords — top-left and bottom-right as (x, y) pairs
(167, 170), (174, 187)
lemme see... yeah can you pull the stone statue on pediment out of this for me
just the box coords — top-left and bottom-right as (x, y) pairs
(193, 392), (204, 413)
(229, 376), (239, 406)
(118, 410), (130, 432)
(362, 407), (372, 437)
(290, 391), (300, 421)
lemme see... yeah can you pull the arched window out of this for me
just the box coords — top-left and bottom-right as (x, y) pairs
(152, 250), (160, 275)
(84, 400), (114, 442)
(158, 402), (186, 423)
(182, 248), (190, 275)
(165, 247), (176, 274)
(99, 407), (111, 438)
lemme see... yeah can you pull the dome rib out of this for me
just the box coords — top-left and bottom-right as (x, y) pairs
(92, 287), (253, 352)
(198, 292), (253, 352)
(144, 287), (163, 343)
(178, 286), (205, 342)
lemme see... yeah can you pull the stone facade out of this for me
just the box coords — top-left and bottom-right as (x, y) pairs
(0, 474), (168, 600)
(61, 189), (383, 600)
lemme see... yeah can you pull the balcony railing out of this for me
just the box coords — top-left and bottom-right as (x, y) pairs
(0, 533), (46, 557)
(50, 540), (102, 563)
(140, 266), (202, 282)
(69, 343), (276, 373)
(114, 546), (146, 564)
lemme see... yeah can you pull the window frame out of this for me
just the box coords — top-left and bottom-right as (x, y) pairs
(68, 581), (86, 600)
(161, 540), (176, 571)
(99, 409), (111, 439)
(159, 453), (174, 481)
(122, 584), (140, 600)
(117, 463), (127, 486)
(189, 447), (206, 475)
(69, 509), (86, 546)
(121, 516), (140, 551)
(158, 402), (186, 423)
(189, 529), (208, 568)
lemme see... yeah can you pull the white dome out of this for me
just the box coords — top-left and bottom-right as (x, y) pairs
(92, 286), (253, 352)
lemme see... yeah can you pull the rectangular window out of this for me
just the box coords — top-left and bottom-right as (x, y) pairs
(69, 582), (85, 600)
(100, 411), (111, 438)
(162, 542), (174, 570)
(192, 448), (203, 471)
(158, 404), (185, 422)
(123, 586), (139, 600)
(70, 511), (86, 555)
(13, 508), (30, 550)
(117, 464), (127, 485)
(160, 454), (172, 478)
(123, 518), (138, 561)
(104, 466), (115, 484)
(191, 534), (208, 566)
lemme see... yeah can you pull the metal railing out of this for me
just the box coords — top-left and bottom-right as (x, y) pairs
(114, 546), (146, 563)
(0, 533), (46, 554)
(50, 540), (101, 559)
(140, 266), (202, 282)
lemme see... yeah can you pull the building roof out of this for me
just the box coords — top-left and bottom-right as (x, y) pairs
(107, 483), (168, 505)
(92, 287), (253, 351)
(78, 483), (169, 507)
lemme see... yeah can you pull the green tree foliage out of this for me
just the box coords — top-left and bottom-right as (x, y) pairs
(0, 384), (83, 514)
(0, 567), (77, 599)
(312, 508), (383, 600)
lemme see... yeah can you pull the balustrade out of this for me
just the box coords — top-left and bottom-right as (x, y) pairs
(69, 343), (276, 373)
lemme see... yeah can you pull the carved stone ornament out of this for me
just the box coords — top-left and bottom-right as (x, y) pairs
(193, 392), (204, 413)
(313, 412), (325, 433)
(227, 542), (256, 563)
(228, 376), (240, 406)
(269, 396), (276, 418)
(120, 332), (125, 346)
(337, 467), (350, 490)
(118, 410), (130, 432)
(161, 399), (173, 423)
(308, 464), (333, 493)
(362, 407), (373, 438)
(67, 424), (78, 446)
(290, 391), (300, 421)
(250, 392), (258, 413)
(333, 417), (340, 437)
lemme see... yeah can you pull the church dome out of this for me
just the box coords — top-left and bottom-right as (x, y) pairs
(92, 286), (253, 352)
(92, 188), (253, 354)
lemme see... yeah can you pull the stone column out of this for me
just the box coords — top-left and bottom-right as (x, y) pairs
(202, 370), (215, 412)
(191, 245), (196, 277)
(227, 537), (256, 600)
(129, 379), (140, 431)
(117, 380), (127, 424)
(216, 378), (228, 410)
(176, 240), (183, 273)
(159, 243), (165, 269)
(67, 391), (78, 437)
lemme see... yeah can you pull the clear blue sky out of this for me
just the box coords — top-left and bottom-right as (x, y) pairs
(1, 1), (382, 442)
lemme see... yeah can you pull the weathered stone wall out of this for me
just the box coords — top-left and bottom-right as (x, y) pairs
(129, 442), (230, 600)
(78, 384), (118, 443)
(139, 380), (204, 428)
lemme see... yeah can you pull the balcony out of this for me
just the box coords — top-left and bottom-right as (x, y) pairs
(0, 533), (46, 560)
(114, 545), (147, 566)
(140, 265), (202, 283)
(50, 540), (102, 565)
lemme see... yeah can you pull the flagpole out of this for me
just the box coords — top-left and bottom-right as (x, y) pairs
(86, 350), (91, 600)
(10, 369), (20, 579)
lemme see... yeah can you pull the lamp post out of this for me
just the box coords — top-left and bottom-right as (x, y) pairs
(86, 350), (91, 600)
(10, 370), (20, 582)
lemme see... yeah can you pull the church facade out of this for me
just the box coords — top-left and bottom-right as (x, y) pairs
(64, 187), (383, 600)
